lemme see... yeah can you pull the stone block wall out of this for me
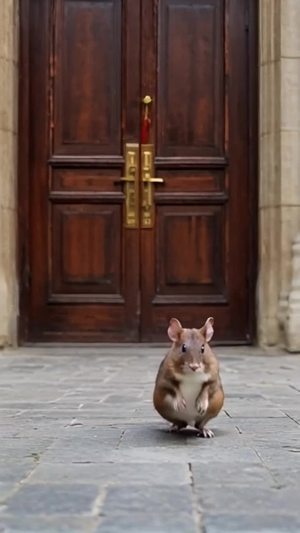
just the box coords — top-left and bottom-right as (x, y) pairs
(0, 0), (18, 346)
(259, 0), (300, 350)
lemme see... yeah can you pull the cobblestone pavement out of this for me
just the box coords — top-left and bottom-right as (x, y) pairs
(0, 346), (300, 532)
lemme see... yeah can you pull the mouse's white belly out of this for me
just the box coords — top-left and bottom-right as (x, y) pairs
(175, 372), (210, 424)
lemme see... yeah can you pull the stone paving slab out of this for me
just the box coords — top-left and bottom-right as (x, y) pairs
(0, 347), (300, 532)
(0, 516), (98, 533)
(28, 462), (190, 486)
(95, 485), (198, 533)
(203, 513), (300, 533)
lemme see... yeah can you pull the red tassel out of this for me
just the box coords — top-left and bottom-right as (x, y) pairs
(141, 115), (151, 144)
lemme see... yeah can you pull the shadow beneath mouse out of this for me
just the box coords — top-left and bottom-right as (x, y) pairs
(153, 426), (226, 439)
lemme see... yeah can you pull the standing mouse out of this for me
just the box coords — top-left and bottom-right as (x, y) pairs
(153, 317), (224, 438)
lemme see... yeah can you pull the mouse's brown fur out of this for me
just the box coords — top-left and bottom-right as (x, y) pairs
(153, 317), (224, 438)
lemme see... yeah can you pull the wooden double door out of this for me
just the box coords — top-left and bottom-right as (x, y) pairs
(19, 0), (257, 343)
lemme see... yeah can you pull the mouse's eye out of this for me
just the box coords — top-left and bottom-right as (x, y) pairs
(200, 344), (205, 354)
(182, 344), (187, 353)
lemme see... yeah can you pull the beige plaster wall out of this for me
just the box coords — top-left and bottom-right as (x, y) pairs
(0, 0), (18, 346)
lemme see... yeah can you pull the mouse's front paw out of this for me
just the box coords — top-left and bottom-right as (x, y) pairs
(196, 396), (208, 416)
(174, 396), (186, 412)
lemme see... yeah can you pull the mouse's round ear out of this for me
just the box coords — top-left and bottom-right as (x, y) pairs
(200, 317), (214, 342)
(168, 318), (183, 342)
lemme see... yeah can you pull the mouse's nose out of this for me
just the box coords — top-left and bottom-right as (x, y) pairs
(189, 363), (199, 371)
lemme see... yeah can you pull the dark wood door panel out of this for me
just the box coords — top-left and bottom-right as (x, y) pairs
(157, 0), (224, 158)
(141, 305), (243, 343)
(140, 0), (256, 342)
(21, 0), (141, 342)
(50, 203), (122, 299)
(37, 304), (131, 342)
(51, 168), (122, 193)
(155, 204), (226, 301)
(153, 168), (225, 194)
(54, 0), (122, 156)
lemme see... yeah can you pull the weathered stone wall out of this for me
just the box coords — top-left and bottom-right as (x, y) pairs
(0, 0), (18, 346)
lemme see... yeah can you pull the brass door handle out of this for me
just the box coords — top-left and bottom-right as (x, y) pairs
(142, 177), (164, 183)
(119, 176), (135, 183)
(119, 164), (136, 182)
(141, 144), (164, 228)
(118, 141), (162, 228)
(118, 143), (139, 229)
